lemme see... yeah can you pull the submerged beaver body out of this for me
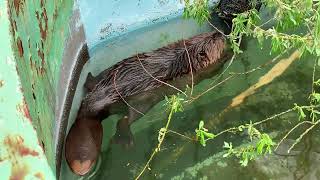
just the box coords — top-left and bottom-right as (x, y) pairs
(81, 32), (227, 117)
(65, 32), (231, 175)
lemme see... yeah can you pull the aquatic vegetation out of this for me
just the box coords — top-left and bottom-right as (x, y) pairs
(183, 0), (210, 25)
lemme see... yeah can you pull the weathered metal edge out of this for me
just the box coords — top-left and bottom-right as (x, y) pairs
(54, 3), (89, 179)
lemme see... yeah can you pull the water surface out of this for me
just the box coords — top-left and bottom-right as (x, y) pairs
(61, 8), (320, 180)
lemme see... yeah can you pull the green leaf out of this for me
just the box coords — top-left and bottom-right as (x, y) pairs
(294, 103), (306, 120)
(200, 132), (206, 146)
(203, 131), (216, 139)
(256, 134), (275, 154)
(310, 92), (320, 104)
(238, 125), (245, 132)
(223, 142), (232, 149)
(199, 121), (204, 129)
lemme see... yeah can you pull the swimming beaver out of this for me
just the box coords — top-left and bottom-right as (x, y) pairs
(217, 0), (262, 26)
(65, 31), (232, 175)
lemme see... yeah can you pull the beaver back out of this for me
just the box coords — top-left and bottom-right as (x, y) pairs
(81, 32), (226, 115)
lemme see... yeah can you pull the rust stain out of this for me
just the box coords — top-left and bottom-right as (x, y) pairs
(36, 48), (46, 76)
(37, 49), (44, 62)
(40, 0), (45, 7)
(35, 8), (48, 40)
(17, 98), (31, 121)
(0, 80), (4, 88)
(16, 37), (23, 57)
(28, 38), (31, 49)
(13, 20), (17, 33)
(9, 164), (29, 180)
(34, 172), (45, 180)
(8, 14), (17, 37)
(29, 56), (34, 69)
(13, 0), (24, 15)
(39, 67), (46, 75)
(39, 141), (45, 153)
(4, 135), (39, 157)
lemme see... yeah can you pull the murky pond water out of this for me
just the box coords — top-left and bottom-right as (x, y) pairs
(61, 9), (320, 180)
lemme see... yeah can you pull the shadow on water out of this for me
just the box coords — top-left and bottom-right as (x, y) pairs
(61, 9), (320, 180)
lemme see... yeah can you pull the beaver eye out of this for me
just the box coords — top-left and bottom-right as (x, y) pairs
(199, 51), (206, 57)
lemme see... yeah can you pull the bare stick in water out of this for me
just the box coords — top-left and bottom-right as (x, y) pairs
(136, 54), (188, 97)
(113, 69), (145, 116)
(183, 40), (194, 96)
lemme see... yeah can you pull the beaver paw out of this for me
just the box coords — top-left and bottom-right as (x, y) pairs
(111, 130), (134, 149)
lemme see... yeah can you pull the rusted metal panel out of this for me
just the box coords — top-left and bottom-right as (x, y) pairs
(0, 1), (55, 179)
(7, 0), (74, 173)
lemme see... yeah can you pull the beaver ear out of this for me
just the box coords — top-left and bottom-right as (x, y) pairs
(84, 72), (97, 92)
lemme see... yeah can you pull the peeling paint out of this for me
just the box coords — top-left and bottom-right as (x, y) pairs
(36, 9), (48, 40)
(10, 163), (29, 180)
(16, 37), (23, 57)
(13, 0), (24, 15)
(0, 80), (4, 88)
(34, 172), (45, 180)
(4, 135), (39, 157)
(17, 98), (31, 121)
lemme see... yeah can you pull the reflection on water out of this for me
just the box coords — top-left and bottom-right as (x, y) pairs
(61, 10), (320, 180)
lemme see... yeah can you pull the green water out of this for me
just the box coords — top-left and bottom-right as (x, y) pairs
(61, 11), (320, 180)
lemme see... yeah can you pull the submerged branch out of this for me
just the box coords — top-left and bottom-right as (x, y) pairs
(137, 54), (188, 97)
(113, 69), (145, 116)
(183, 40), (194, 96)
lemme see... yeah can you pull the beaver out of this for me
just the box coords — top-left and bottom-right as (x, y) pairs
(216, 0), (262, 26)
(65, 31), (232, 175)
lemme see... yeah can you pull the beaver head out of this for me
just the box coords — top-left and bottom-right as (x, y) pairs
(65, 117), (103, 176)
(217, 0), (262, 27)
(170, 32), (227, 77)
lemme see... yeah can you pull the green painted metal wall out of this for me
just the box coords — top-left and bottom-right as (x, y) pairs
(6, 0), (74, 173)
(0, 0), (55, 179)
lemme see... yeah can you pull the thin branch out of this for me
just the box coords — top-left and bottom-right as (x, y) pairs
(137, 55), (188, 97)
(135, 104), (176, 180)
(253, 108), (295, 126)
(275, 121), (311, 151)
(183, 40), (194, 96)
(214, 108), (295, 138)
(113, 69), (145, 116)
(209, 51), (236, 86)
(167, 129), (196, 141)
(312, 57), (317, 93)
(188, 74), (236, 103)
(258, 17), (276, 28)
(207, 20), (228, 37)
(287, 120), (320, 153)
(190, 47), (290, 102)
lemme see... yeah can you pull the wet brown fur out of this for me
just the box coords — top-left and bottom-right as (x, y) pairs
(81, 32), (227, 117)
